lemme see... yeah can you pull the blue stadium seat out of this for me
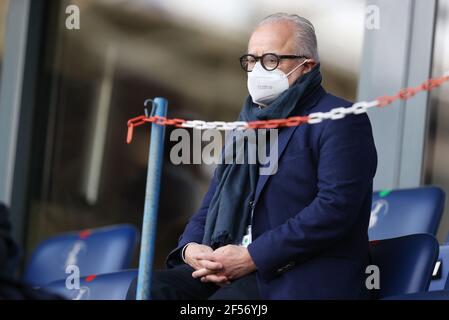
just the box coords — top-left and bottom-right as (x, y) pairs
(42, 270), (137, 300)
(385, 274), (449, 299)
(369, 234), (439, 299)
(384, 247), (449, 300)
(429, 245), (449, 291)
(369, 186), (445, 241)
(24, 224), (138, 287)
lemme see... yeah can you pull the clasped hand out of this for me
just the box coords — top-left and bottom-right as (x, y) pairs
(184, 243), (256, 286)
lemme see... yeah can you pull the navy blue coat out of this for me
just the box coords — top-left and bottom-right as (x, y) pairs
(166, 86), (378, 299)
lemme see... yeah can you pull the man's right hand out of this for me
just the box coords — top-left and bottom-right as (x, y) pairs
(184, 243), (217, 270)
(184, 243), (229, 285)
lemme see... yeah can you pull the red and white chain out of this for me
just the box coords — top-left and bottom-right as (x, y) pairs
(127, 73), (449, 143)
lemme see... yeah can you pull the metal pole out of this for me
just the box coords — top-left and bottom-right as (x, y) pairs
(136, 97), (167, 300)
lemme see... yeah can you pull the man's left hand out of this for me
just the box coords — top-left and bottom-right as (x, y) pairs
(191, 245), (256, 284)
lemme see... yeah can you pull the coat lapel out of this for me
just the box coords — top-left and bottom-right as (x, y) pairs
(253, 86), (327, 204)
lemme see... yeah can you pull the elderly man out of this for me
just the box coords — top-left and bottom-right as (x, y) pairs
(128, 12), (377, 300)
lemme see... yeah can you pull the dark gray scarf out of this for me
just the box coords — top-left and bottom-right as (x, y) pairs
(202, 64), (322, 249)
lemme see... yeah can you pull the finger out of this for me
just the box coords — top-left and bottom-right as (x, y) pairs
(201, 274), (228, 284)
(191, 252), (216, 261)
(201, 275), (228, 284)
(199, 260), (222, 270)
(192, 268), (216, 279)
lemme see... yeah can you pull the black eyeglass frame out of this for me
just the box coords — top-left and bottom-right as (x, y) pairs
(239, 53), (308, 72)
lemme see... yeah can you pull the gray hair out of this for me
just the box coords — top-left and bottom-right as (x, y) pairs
(256, 13), (319, 62)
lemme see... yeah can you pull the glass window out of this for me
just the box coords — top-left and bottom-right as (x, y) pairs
(424, 0), (449, 242)
(0, 0), (10, 84)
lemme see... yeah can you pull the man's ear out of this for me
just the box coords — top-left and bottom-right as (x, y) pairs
(303, 60), (317, 74)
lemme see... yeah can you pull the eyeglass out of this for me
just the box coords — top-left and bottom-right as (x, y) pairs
(239, 53), (307, 72)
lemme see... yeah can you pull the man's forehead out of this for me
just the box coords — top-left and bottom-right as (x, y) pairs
(248, 21), (297, 55)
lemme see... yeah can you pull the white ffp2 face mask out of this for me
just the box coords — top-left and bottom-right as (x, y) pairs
(247, 60), (308, 107)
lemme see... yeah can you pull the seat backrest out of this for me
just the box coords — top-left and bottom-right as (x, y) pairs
(429, 244), (449, 291)
(369, 186), (445, 241)
(24, 224), (138, 287)
(369, 234), (439, 299)
(42, 270), (137, 300)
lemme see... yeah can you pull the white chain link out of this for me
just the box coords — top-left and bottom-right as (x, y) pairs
(179, 99), (381, 128)
(307, 99), (380, 124)
(349, 100), (379, 114)
(181, 120), (248, 131)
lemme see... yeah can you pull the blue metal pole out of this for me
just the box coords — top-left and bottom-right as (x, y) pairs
(136, 97), (167, 300)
